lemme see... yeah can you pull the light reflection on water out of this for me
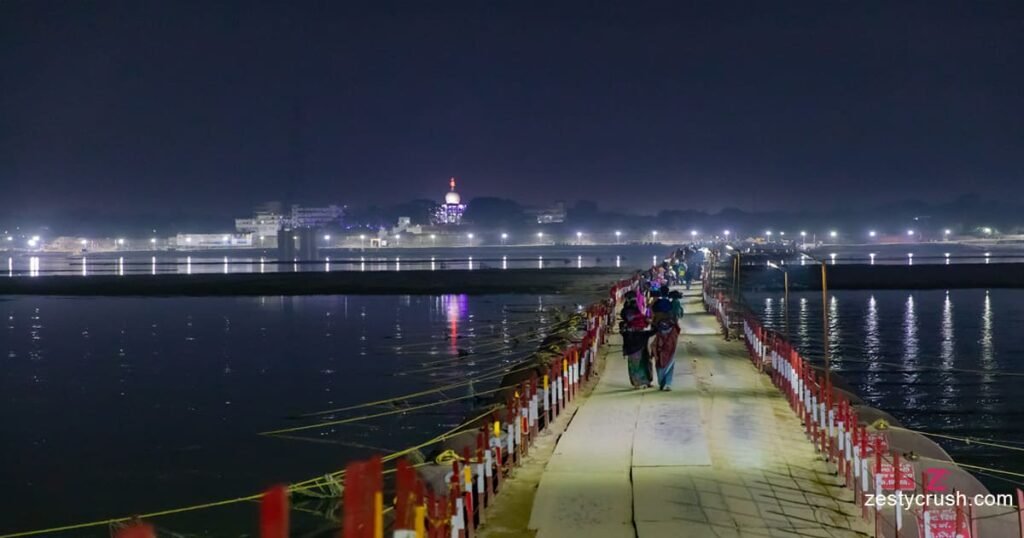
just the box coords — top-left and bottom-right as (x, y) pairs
(748, 289), (1024, 493)
(0, 293), (582, 535)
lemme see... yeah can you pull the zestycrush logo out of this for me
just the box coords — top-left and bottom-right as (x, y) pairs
(923, 468), (952, 493)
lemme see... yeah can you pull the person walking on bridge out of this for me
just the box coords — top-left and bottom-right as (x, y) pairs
(652, 318), (681, 391)
(619, 308), (654, 389)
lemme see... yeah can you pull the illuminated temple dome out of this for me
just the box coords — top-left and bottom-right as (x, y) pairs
(444, 177), (461, 205)
(434, 177), (466, 225)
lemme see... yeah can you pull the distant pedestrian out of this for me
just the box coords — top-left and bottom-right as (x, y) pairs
(652, 319), (681, 391)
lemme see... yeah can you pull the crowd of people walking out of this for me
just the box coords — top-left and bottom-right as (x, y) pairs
(618, 247), (703, 390)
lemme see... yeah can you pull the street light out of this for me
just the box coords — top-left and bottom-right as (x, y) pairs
(150, 238), (157, 245)
(830, 230), (838, 238)
(615, 230), (622, 244)
(766, 230), (773, 239)
(724, 230), (731, 238)
(394, 234), (401, 247)
(651, 230), (658, 243)
(467, 232), (474, 245)
(117, 238), (125, 247)
(576, 231), (583, 245)
(501, 232), (508, 245)
(537, 231), (544, 244)
(323, 234), (331, 242)
(906, 230), (914, 237)
(360, 234), (367, 249)
(944, 229), (952, 240)
(429, 234), (436, 246)
(869, 230), (877, 238)
(690, 230), (698, 240)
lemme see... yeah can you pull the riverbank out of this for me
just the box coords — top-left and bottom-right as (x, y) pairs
(0, 268), (632, 296)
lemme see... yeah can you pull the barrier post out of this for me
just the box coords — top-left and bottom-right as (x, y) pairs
(543, 373), (551, 427)
(475, 431), (488, 515)
(462, 447), (476, 538)
(518, 384), (530, 457)
(113, 520), (156, 538)
(450, 463), (466, 538)
(969, 498), (978, 538)
(530, 374), (539, 438)
(343, 456), (380, 538)
(394, 460), (417, 538)
(480, 428), (494, 502)
(260, 484), (290, 538)
(505, 402), (518, 467)
(1017, 488), (1024, 538)
(491, 418), (504, 491)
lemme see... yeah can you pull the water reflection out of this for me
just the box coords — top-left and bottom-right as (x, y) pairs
(82, 257), (88, 276)
(980, 292), (995, 397)
(940, 293), (954, 370)
(902, 295), (919, 407)
(940, 292), (956, 400)
(798, 297), (808, 342)
(827, 295), (840, 365)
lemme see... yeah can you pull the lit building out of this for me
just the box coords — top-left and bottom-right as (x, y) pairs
(433, 177), (466, 225)
(290, 204), (344, 228)
(173, 233), (253, 248)
(235, 212), (285, 237)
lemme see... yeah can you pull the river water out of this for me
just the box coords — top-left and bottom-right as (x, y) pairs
(0, 293), (587, 536)
(746, 289), (1024, 493)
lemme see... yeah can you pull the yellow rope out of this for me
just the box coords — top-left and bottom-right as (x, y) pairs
(293, 359), (543, 419)
(889, 426), (1024, 454)
(0, 407), (497, 538)
(954, 462), (1024, 480)
(260, 384), (513, 436)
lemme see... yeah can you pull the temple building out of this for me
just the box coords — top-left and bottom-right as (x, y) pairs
(433, 177), (466, 225)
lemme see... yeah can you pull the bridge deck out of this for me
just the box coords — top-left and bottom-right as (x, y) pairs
(526, 290), (870, 538)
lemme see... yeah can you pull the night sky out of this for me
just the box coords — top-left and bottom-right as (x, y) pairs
(1, 1), (1022, 219)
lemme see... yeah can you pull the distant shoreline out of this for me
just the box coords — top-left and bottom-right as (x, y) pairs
(0, 267), (633, 296)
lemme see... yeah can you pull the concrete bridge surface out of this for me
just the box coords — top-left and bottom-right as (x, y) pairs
(525, 290), (870, 538)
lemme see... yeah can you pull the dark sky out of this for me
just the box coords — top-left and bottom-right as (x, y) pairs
(1, 1), (1022, 219)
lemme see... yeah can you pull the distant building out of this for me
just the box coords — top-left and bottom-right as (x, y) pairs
(235, 212), (285, 237)
(528, 201), (566, 224)
(392, 216), (423, 236)
(291, 204), (344, 228)
(432, 177), (466, 225)
(173, 233), (253, 248)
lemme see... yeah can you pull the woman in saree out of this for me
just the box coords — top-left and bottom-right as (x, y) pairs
(652, 318), (681, 391)
(619, 309), (654, 388)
